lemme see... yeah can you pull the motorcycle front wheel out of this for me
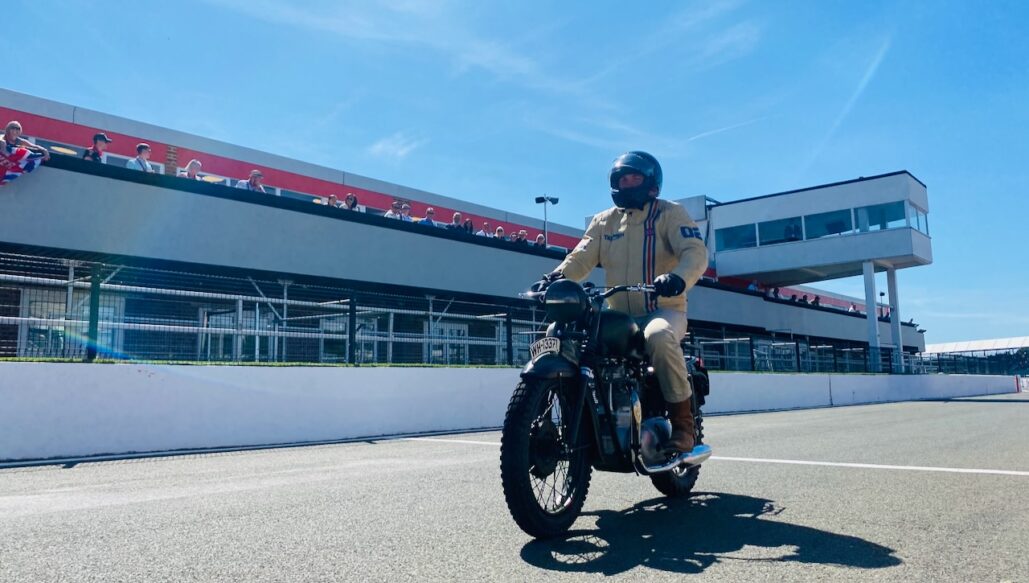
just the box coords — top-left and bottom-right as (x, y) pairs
(500, 379), (593, 539)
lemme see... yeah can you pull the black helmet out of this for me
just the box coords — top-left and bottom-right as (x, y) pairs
(609, 151), (662, 210)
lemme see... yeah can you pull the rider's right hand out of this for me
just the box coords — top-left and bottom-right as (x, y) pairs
(530, 270), (565, 294)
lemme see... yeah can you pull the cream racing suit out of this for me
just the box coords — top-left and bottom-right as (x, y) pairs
(555, 198), (708, 403)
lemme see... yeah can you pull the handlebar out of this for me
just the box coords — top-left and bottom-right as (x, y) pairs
(519, 283), (656, 301)
(599, 283), (656, 299)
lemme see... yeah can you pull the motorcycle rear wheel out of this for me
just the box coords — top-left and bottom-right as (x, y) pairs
(650, 393), (703, 497)
(500, 379), (593, 539)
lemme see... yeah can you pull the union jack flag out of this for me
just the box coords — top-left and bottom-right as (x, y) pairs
(0, 143), (45, 187)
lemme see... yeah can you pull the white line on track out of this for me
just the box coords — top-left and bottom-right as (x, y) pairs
(711, 456), (1029, 477)
(399, 437), (502, 446)
(402, 438), (1029, 477)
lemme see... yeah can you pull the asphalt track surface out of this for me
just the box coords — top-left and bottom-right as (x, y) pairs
(2, 393), (1028, 582)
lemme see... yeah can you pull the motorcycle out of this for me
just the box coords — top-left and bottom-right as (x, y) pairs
(500, 279), (712, 539)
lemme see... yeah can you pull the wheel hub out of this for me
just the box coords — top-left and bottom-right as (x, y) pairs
(529, 419), (561, 478)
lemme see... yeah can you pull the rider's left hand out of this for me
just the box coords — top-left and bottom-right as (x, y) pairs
(653, 273), (686, 297)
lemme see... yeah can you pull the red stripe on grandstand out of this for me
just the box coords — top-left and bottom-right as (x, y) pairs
(0, 107), (581, 249)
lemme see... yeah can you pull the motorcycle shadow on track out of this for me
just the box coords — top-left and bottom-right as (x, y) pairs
(520, 493), (902, 576)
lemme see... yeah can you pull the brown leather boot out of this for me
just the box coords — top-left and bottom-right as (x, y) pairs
(663, 399), (696, 455)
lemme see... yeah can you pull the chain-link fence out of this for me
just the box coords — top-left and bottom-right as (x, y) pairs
(2, 252), (1022, 375)
(0, 253), (542, 365)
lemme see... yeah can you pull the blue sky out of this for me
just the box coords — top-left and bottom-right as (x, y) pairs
(10, 0), (1029, 343)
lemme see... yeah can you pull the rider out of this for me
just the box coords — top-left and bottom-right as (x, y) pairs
(536, 151), (708, 455)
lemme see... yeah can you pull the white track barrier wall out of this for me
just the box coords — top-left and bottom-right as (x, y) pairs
(0, 363), (1019, 461)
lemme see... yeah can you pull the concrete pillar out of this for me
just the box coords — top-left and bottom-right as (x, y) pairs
(887, 268), (903, 372)
(863, 261), (881, 372)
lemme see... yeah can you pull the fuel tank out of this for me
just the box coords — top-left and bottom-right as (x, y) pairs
(597, 310), (644, 358)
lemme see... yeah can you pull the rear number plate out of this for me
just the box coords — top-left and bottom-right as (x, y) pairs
(530, 337), (561, 361)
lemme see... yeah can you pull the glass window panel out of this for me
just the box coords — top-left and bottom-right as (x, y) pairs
(855, 201), (906, 232)
(758, 217), (803, 246)
(104, 155), (129, 168)
(715, 224), (757, 251)
(804, 209), (853, 239)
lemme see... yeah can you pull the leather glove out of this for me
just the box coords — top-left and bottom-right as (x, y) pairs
(530, 270), (565, 294)
(653, 273), (686, 297)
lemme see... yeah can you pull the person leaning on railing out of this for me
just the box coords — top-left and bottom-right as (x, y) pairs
(343, 193), (359, 210)
(235, 169), (267, 193)
(125, 143), (154, 173)
(417, 206), (437, 225)
(1, 121), (50, 161)
(82, 132), (112, 162)
(178, 159), (203, 180)
(384, 200), (403, 219)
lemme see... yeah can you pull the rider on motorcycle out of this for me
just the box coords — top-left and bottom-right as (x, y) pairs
(536, 151), (709, 454)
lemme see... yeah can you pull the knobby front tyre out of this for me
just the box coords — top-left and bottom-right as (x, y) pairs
(500, 379), (593, 539)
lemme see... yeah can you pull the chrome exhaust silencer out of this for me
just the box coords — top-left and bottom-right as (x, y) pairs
(633, 444), (713, 475)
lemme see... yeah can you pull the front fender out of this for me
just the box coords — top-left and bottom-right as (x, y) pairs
(521, 353), (578, 381)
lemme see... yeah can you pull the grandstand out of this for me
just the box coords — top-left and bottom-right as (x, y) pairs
(0, 88), (931, 372)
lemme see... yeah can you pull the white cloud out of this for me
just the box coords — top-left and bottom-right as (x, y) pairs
(368, 131), (428, 160)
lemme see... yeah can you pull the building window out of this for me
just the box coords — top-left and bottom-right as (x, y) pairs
(855, 201), (906, 232)
(758, 217), (803, 246)
(280, 189), (318, 202)
(715, 224), (757, 251)
(804, 209), (853, 239)
(909, 204), (929, 235)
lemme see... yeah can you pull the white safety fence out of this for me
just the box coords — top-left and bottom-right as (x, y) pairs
(0, 363), (1019, 462)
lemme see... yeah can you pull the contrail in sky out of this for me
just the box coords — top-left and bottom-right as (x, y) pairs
(801, 36), (893, 175)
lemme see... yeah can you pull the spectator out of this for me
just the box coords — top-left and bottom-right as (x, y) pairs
(462, 219), (475, 234)
(772, 287), (781, 299)
(343, 193), (359, 210)
(812, 296), (821, 307)
(235, 169), (267, 193)
(848, 303), (857, 313)
(82, 132), (112, 162)
(326, 194), (341, 208)
(125, 143), (154, 173)
(790, 294), (798, 302)
(495, 226), (507, 241)
(801, 294), (810, 304)
(1, 121), (50, 161)
(384, 201), (403, 219)
(534, 234), (547, 248)
(476, 222), (492, 237)
(515, 230), (529, 245)
(418, 206), (437, 225)
(178, 159), (203, 180)
(747, 280), (759, 292)
(401, 203), (413, 222)
(447, 212), (463, 230)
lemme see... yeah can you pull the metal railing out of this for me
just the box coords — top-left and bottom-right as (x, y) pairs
(1, 252), (1023, 375)
(0, 253), (540, 366)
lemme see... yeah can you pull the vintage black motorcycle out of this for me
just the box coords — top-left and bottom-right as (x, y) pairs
(500, 279), (712, 539)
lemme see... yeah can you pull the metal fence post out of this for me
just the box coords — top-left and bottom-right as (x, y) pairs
(505, 312), (514, 366)
(348, 295), (357, 365)
(84, 264), (102, 362)
(234, 298), (243, 361)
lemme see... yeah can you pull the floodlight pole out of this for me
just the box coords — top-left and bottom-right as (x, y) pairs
(535, 195), (559, 245)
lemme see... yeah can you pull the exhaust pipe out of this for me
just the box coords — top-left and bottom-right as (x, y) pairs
(634, 444), (713, 475)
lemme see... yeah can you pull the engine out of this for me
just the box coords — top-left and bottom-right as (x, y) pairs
(599, 365), (637, 454)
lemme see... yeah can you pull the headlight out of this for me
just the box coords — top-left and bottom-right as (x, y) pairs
(544, 279), (589, 323)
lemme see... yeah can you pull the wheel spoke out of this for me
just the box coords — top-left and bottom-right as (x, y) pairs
(523, 383), (580, 515)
